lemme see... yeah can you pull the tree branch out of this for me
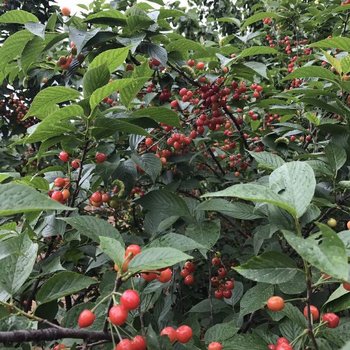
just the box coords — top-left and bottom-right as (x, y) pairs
(0, 328), (112, 343)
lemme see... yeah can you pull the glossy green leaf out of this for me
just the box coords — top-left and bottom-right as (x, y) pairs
(283, 67), (339, 83)
(89, 47), (130, 72)
(83, 64), (111, 97)
(0, 10), (39, 24)
(249, 151), (285, 170)
(148, 233), (205, 252)
(99, 237), (125, 267)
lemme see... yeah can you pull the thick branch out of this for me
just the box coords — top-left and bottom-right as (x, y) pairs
(0, 328), (112, 343)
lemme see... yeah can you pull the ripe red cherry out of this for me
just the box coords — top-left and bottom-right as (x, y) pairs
(223, 289), (232, 299)
(215, 290), (223, 299)
(211, 257), (221, 266)
(120, 290), (140, 310)
(158, 268), (173, 283)
(343, 282), (350, 291)
(224, 280), (234, 290)
(176, 325), (193, 343)
(141, 272), (158, 282)
(95, 152), (107, 163)
(53, 344), (66, 350)
(180, 268), (190, 278)
(208, 342), (223, 350)
(61, 6), (71, 16)
(184, 274), (194, 285)
(51, 191), (63, 202)
(71, 159), (80, 169)
(160, 326), (177, 343)
(109, 305), (128, 325)
(276, 338), (290, 345)
(276, 344), (292, 350)
(268, 345), (276, 350)
(267, 296), (285, 312)
(347, 221), (350, 230)
(125, 244), (141, 258)
(78, 309), (95, 328)
(217, 267), (227, 278)
(145, 138), (153, 147)
(132, 335), (147, 350)
(59, 151), (69, 162)
(102, 193), (110, 203)
(303, 305), (319, 320)
(196, 62), (205, 70)
(90, 191), (102, 203)
(115, 339), (133, 350)
(184, 261), (195, 272)
(54, 177), (66, 188)
(322, 313), (340, 328)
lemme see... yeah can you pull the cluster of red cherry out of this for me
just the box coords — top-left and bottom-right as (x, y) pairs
(211, 256), (234, 299)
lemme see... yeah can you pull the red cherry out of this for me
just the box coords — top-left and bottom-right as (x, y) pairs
(158, 268), (172, 283)
(71, 159), (80, 169)
(180, 268), (190, 278)
(59, 151), (69, 162)
(277, 338), (290, 345)
(132, 335), (147, 350)
(160, 326), (177, 343)
(184, 274), (194, 285)
(224, 280), (234, 290)
(53, 344), (66, 350)
(196, 62), (205, 70)
(303, 305), (319, 321)
(145, 138), (153, 147)
(95, 152), (107, 163)
(51, 191), (63, 202)
(115, 339), (133, 350)
(61, 6), (71, 16)
(208, 342), (223, 350)
(184, 261), (196, 272)
(109, 305), (128, 326)
(141, 272), (158, 282)
(176, 325), (193, 343)
(125, 244), (141, 258)
(343, 282), (350, 291)
(120, 290), (140, 310)
(90, 191), (102, 203)
(267, 296), (285, 312)
(214, 290), (223, 299)
(54, 177), (66, 188)
(211, 257), (221, 266)
(223, 289), (232, 298)
(322, 313), (340, 328)
(102, 193), (110, 203)
(78, 309), (95, 328)
(268, 345), (276, 350)
(276, 344), (292, 350)
(217, 267), (227, 278)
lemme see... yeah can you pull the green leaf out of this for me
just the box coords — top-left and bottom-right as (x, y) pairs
(36, 271), (97, 304)
(83, 64), (111, 97)
(148, 233), (205, 252)
(323, 285), (350, 313)
(131, 107), (180, 127)
(204, 320), (238, 344)
(90, 78), (133, 110)
(196, 199), (264, 220)
(310, 37), (350, 52)
(322, 50), (342, 74)
(120, 77), (149, 108)
(238, 46), (278, 59)
(0, 234), (38, 298)
(128, 247), (192, 273)
(61, 216), (123, 245)
(99, 237), (125, 267)
(185, 220), (221, 250)
(166, 38), (210, 57)
(249, 151), (285, 170)
(0, 183), (72, 216)
(240, 283), (274, 317)
(0, 30), (34, 69)
(0, 10), (39, 24)
(26, 87), (80, 119)
(325, 143), (347, 176)
(24, 105), (83, 143)
(242, 11), (281, 28)
(89, 47), (130, 72)
(189, 298), (228, 313)
(85, 9), (126, 26)
(234, 251), (299, 284)
(223, 334), (267, 350)
(283, 67), (339, 83)
(202, 184), (296, 217)
(132, 153), (162, 183)
(282, 224), (348, 281)
(269, 161), (316, 218)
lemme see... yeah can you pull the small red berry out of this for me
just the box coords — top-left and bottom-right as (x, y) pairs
(59, 151), (69, 162)
(224, 280), (234, 290)
(120, 290), (140, 310)
(176, 325), (193, 343)
(211, 257), (221, 266)
(343, 282), (350, 291)
(303, 305), (319, 321)
(217, 267), (227, 278)
(115, 339), (133, 350)
(90, 191), (102, 203)
(78, 309), (95, 328)
(158, 268), (173, 283)
(54, 177), (66, 188)
(125, 244), (141, 258)
(267, 296), (285, 312)
(322, 313), (340, 328)
(215, 290), (223, 299)
(184, 261), (195, 272)
(132, 335), (147, 350)
(51, 191), (63, 202)
(71, 159), (80, 169)
(160, 326), (177, 343)
(223, 289), (232, 299)
(109, 305), (128, 326)
(141, 272), (158, 282)
(145, 138), (153, 147)
(208, 342), (223, 350)
(184, 274), (194, 285)
(95, 152), (107, 163)
(180, 268), (190, 278)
